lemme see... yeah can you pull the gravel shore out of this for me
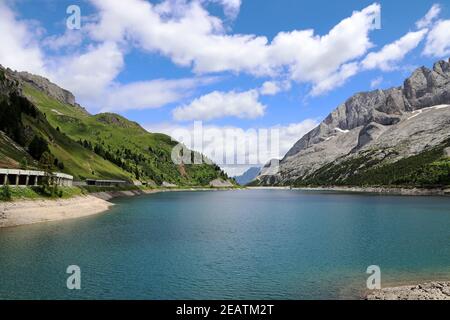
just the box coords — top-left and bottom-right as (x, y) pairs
(0, 195), (114, 228)
(366, 282), (450, 300)
(294, 186), (450, 196)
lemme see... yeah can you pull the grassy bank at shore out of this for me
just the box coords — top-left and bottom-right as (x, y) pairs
(0, 185), (84, 201)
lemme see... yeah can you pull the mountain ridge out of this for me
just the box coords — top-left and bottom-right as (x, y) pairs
(233, 167), (261, 186)
(258, 58), (450, 187)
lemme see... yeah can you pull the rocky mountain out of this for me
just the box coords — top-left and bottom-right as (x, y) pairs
(0, 64), (229, 185)
(12, 70), (89, 115)
(233, 167), (261, 185)
(257, 59), (450, 187)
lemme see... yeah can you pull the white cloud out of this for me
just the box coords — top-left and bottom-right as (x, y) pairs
(0, 2), (125, 106)
(310, 27), (429, 95)
(0, 1), (219, 114)
(310, 28), (428, 96)
(145, 119), (319, 175)
(423, 19), (450, 57)
(311, 62), (359, 96)
(43, 30), (84, 51)
(0, 0), (392, 102)
(50, 42), (125, 102)
(98, 77), (218, 112)
(416, 4), (441, 29)
(88, 0), (380, 91)
(173, 89), (266, 121)
(259, 80), (291, 96)
(0, 0), (440, 114)
(54, 45), (219, 112)
(273, 4), (379, 84)
(275, 120), (319, 157)
(204, 0), (242, 20)
(0, 2), (46, 74)
(361, 29), (428, 71)
(370, 76), (383, 89)
(260, 81), (281, 95)
(307, 4), (448, 95)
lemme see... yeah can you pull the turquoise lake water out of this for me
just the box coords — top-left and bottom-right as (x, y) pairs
(1, 190), (450, 300)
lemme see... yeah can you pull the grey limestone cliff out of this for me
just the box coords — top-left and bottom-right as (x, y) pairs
(258, 59), (450, 185)
(0, 65), (89, 115)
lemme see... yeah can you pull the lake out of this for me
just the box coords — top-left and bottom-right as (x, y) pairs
(1, 190), (450, 299)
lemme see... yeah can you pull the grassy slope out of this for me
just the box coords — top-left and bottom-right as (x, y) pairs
(22, 112), (133, 180)
(24, 85), (227, 186)
(0, 75), (131, 180)
(0, 131), (37, 168)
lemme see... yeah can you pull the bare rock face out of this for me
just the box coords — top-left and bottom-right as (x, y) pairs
(17, 71), (77, 107)
(404, 61), (450, 109)
(0, 64), (89, 115)
(355, 122), (386, 150)
(445, 147), (450, 157)
(366, 282), (450, 300)
(258, 59), (450, 185)
(162, 181), (177, 188)
(209, 179), (234, 188)
(0, 66), (20, 96)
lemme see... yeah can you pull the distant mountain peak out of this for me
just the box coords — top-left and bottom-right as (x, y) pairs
(233, 166), (261, 186)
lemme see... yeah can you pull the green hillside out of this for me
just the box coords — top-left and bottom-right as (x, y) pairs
(0, 73), (132, 180)
(0, 131), (37, 169)
(23, 84), (227, 185)
(0, 66), (228, 186)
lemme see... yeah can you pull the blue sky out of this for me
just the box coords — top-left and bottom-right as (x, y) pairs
(1, 0), (449, 174)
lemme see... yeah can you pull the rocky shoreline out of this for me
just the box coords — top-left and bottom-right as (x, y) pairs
(366, 282), (450, 300)
(294, 186), (450, 196)
(249, 185), (450, 196)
